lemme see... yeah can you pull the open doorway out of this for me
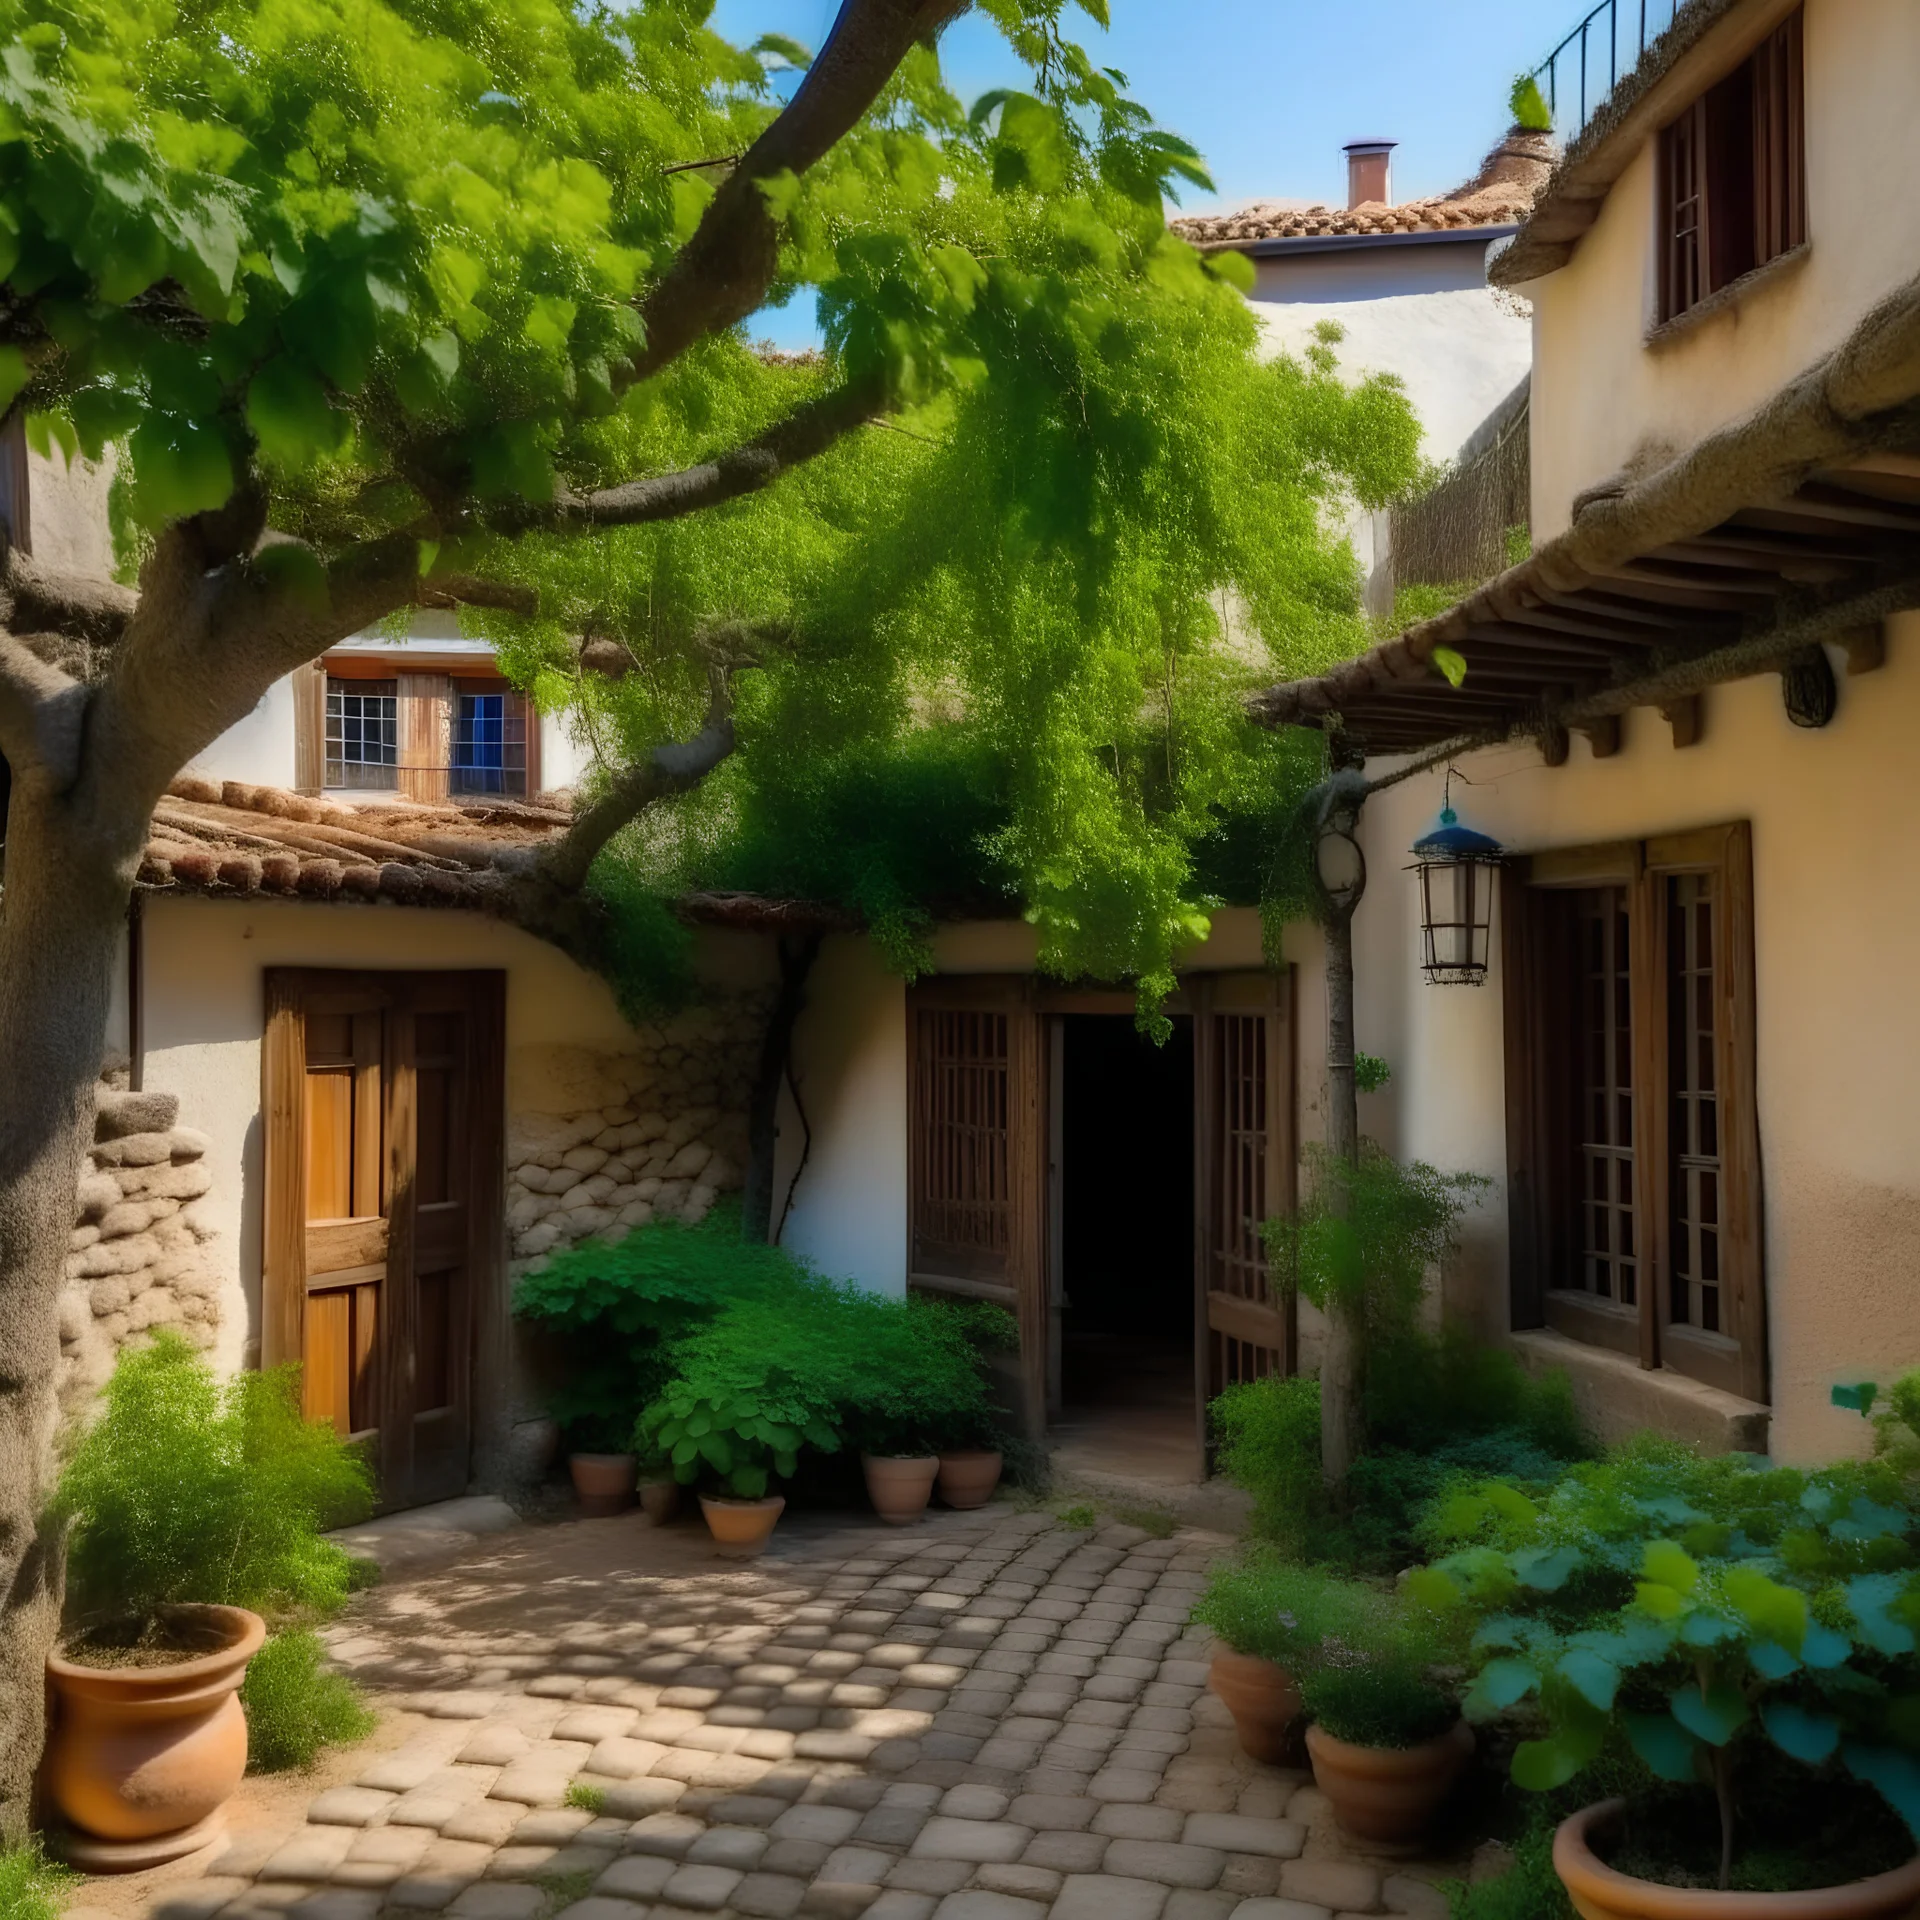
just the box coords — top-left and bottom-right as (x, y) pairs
(1050, 1014), (1198, 1483)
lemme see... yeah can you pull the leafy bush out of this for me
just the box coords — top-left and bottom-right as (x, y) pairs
(1303, 1652), (1456, 1749)
(1193, 1551), (1372, 1667)
(53, 1332), (372, 1634)
(1412, 1438), (1920, 1890)
(0, 1841), (75, 1920)
(241, 1630), (377, 1773)
(1509, 73), (1554, 134)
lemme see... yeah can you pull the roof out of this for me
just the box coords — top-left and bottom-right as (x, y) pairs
(1170, 129), (1555, 253)
(1494, 0), (1784, 287)
(137, 777), (852, 931)
(1247, 269), (1920, 754)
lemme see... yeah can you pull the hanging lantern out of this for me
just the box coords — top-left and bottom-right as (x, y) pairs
(1409, 795), (1503, 986)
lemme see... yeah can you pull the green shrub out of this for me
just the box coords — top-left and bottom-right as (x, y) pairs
(564, 1782), (608, 1814)
(53, 1332), (372, 1634)
(1302, 1654), (1456, 1749)
(241, 1629), (377, 1773)
(0, 1841), (75, 1920)
(1412, 1437), (1920, 1889)
(1192, 1552), (1376, 1666)
(1509, 73), (1554, 133)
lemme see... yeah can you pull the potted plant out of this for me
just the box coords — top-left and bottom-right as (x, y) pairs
(636, 1447), (680, 1525)
(46, 1333), (370, 1866)
(932, 1303), (1017, 1508)
(1411, 1439), (1920, 1913)
(1192, 1553), (1354, 1762)
(1300, 1647), (1472, 1845)
(562, 1409), (639, 1517)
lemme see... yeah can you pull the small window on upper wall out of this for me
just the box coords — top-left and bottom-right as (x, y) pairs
(1658, 8), (1805, 324)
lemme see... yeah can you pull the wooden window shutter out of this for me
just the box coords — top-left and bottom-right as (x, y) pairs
(1660, 100), (1707, 322)
(397, 674), (452, 804)
(1751, 11), (1806, 266)
(291, 661), (326, 795)
(907, 977), (1046, 1433)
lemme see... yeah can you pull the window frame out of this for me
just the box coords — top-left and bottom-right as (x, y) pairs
(324, 677), (400, 791)
(1502, 822), (1766, 1403)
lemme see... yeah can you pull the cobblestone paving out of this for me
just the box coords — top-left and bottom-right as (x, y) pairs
(122, 1506), (1466, 1920)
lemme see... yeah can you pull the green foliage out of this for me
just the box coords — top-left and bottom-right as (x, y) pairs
(1836, 1371), (1920, 1483)
(1502, 524), (1532, 569)
(53, 1332), (372, 1632)
(1509, 74), (1555, 133)
(1057, 1503), (1099, 1529)
(1412, 1438), (1920, 1882)
(241, 1629), (377, 1773)
(1212, 1373), (1326, 1553)
(1354, 1053), (1392, 1094)
(1303, 1651), (1456, 1749)
(1193, 1551), (1377, 1666)
(1111, 1503), (1176, 1539)
(564, 1782), (608, 1815)
(0, 1841), (76, 1920)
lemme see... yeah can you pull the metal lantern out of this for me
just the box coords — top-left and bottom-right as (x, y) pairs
(1409, 800), (1503, 986)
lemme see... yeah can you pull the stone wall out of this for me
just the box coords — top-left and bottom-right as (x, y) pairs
(505, 996), (772, 1268)
(60, 1079), (222, 1410)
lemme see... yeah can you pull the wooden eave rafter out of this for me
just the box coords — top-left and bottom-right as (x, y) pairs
(1246, 269), (1920, 758)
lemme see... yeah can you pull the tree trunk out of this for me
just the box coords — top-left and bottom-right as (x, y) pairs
(0, 770), (145, 1840)
(1319, 892), (1364, 1494)
(740, 934), (823, 1243)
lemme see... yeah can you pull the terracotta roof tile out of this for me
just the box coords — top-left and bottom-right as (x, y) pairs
(1170, 129), (1555, 250)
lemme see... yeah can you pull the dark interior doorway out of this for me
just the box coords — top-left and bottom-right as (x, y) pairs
(1051, 1014), (1198, 1483)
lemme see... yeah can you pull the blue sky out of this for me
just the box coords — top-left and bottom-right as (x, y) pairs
(712, 0), (1576, 347)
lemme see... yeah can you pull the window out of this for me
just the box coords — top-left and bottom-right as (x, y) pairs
(1502, 826), (1764, 1403)
(324, 679), (398, 789)
(452, 689), (528, 797)
(1658, 9), (1804, 323)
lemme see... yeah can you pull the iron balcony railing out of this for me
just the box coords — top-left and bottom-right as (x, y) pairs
(1530, 0), (1686, 146)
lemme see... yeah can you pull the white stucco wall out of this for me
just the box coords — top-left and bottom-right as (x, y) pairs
(1330, 618), (1920, 1464)
(1523, 0), (1920, 534)
(188, 674), (299, 790)
(135, 896), (774, 1390)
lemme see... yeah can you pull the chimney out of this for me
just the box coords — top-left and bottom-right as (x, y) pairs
(1343, 138), (1397, 209)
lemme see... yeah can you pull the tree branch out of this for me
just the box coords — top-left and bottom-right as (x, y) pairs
(0, 543), (138, 650)
(0, 637), (86, 787)
(625, 0), (968, 388)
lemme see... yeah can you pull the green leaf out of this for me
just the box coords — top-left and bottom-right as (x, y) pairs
(1511, 1737), (1584, 1792)
(1803, 1622), (1854, 1669)
(1671, 1676), (1750, 1747)
(1762, 1701), (1840, 1765)
(1850, 1574), (1918, 1656)
(1556, 1648), (1620, 1712)
(1403, 1566), (1460, 1613)
(1749, 1639), (1799, 1680)
(247, 357), (342, 467)
(749, 33), (812, 68)
(1723, 1565), (1808, 1654)
(1626, 1711), (1701, 1783)
(1430, 645), (1467, 688)
(129, 414), (234, 523)
(252, 542), (330, 615)
(1464, 1657), (1536, 1720)
(1202, 248), (1255, 295)
(1845, 1743), (1920, 1844)
(1515, 1546), (1579, 1592)
(1643, 1540), (1700, 1594)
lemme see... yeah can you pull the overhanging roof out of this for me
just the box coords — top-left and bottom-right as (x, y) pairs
(1248, 272), (1920, 755)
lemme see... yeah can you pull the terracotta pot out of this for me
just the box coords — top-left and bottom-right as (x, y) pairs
(1553, 1799), (1920, 1920)
(45, 1604), (266, 1862)
(570, 1452), (637, 1517)
(1306, 1717), (1474, 1845)
(700, 1494), (785, 1557)
(937, 1450), (1004, 1510)
(862, 1453), (939, 1524)
(637, 1476), (680, 1525)
(1209, 1649), (1303, 1764)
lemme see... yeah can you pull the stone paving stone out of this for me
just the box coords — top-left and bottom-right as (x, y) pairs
(259, 1828), (357, 1881)
(856, 1804), (931, 1848)
(1093, 1806), (1183, 1842)
(594, 1856), (677, 1900)
(287, 1891), (382, 1920)
(1006, 1794), (1096, 1831)
(1224, 1903), (1332, 1920)
(929, 1892), (1047, 1920)
(1162, 1894), (1237, 1920)
(1102, 1841), (1226, 1889)
(772, 1804), (863, 1845)
(687, 1826), (771, 1869)
(865, 1893), (936, 1920)
(971, 1866), (1061, 1901)
(662, 1863), (745, 1910)
(908, 1820), (1030, 1865)
(446, 1886), (545, 1920)
(1050, 1874), (1171, 1920)
(1277, 1862), (1381, 1913)
(551, 1901), (649, 1920)
(734, 1874), (811, 1918)
(151, 1879), (252, 1920)
(598, 1780), (685, 1820)
(554, 1706), (640, 1742)
(508, 1810), (595, 1845)
(1017, 1833), (1107, 1874)
(307, 1787), (397, 1829)
(766, 1840), (835, 1879)
(1088, 1770), (1163, 1804)
(1181, 1817), (1305, 1861)
(885, 1859), (972, 1896)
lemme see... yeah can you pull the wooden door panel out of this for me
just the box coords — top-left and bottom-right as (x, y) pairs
(1193, 970), (1296, 1456)
(265, 969), (503, 1510)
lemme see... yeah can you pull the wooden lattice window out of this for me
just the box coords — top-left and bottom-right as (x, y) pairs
(1503, 827), (1765, 1403)
(1658, 9), (1805, 323)
(914, 1008), (1011, 1269)
(1214, 1015), (1270, 1324)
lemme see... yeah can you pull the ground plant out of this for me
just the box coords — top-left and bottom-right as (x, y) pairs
(240, 1629), (378, 1774)
(1302, 1650), (1456, 1750)
(0, 1841), (74, 1920)
(1411, 1439), (1920, 1891)
(1193, 1552), (1376, 1669)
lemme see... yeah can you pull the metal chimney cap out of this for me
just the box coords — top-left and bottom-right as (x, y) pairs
(1342, 138), (1399, 153)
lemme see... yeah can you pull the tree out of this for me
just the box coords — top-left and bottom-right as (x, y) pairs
(0, 0), (1419, 1828)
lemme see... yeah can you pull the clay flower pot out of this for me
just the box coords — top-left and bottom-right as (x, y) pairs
(637, 1475), (680, 1526)
(700, 1494), (785, 1557)
(1306, 1717), (1474, 1845)
(1553, 1799), (1920, 1920)
(1209, 1648), (1303, 1764)
(862, 1453), (939, 1525)
(570, 1452), (638, 1517)
(937, 1450), (1004, 1510)
(45, 1603), (266, 1869)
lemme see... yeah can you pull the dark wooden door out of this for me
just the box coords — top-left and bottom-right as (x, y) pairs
(1191, 970), (1296, 1457)
(264, 969), (504, 1510)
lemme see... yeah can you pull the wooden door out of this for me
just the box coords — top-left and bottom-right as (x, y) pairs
(264, 969), (505, 1510)
(1192, 970), (1296, 1455)
(906, 977), (1047, 1436)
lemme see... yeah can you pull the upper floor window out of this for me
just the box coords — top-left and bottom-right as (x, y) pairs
(1658, 8), (1804, 324)
(452, 689), (528, 798)
(325, 679), (398, 790)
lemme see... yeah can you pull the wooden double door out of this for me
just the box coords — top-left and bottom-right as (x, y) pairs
(906, 971), (1295, 1451)
(263, 970), (505, 1510)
